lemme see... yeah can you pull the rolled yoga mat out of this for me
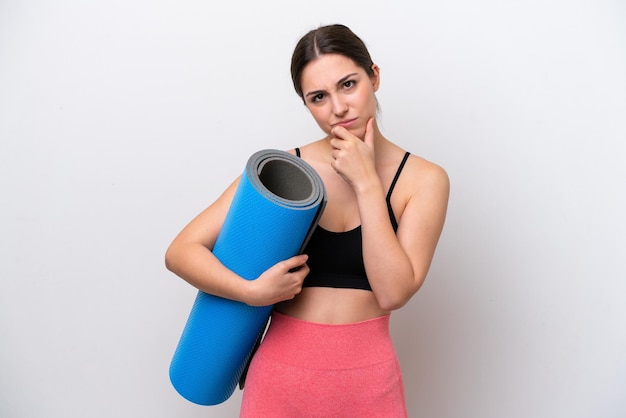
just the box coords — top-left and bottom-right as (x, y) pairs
(169, 149), (326, 406)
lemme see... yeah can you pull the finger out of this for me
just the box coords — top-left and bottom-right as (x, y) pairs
(364, 118), (375, 148)
(330, 125), (350, 141)
(329, 137), (341, 150)
(285, 254), (308, 270)
(291, 263), (310, 279)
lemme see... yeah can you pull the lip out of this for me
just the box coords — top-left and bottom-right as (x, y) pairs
(333, 118), (358, 129)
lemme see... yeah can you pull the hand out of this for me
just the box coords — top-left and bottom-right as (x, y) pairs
(247, 254), (310, 306)
(329, 118), (377, 190)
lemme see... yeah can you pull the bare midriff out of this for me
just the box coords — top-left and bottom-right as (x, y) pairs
(274, 287), (390, 324)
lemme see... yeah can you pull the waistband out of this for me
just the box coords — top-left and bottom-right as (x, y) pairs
(258, 311), (396, 370)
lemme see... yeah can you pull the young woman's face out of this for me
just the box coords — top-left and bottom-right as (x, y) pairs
(300, 54), (379, 140)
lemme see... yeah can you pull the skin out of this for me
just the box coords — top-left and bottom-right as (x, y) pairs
(165, 53), (450, 324)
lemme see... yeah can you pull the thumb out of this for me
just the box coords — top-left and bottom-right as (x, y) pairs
(286, 254), (309, 271)
(364, 118), (375, 148)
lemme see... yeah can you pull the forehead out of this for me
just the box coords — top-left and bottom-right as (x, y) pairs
(300, 54), (364, 92)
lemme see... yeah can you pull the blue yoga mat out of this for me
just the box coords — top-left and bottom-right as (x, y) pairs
(169, 149), (326, 406)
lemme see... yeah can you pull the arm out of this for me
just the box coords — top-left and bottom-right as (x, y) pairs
(330, 120), (450, 310)
(358, 160), (449, 310)
(164, 177), (310, 307)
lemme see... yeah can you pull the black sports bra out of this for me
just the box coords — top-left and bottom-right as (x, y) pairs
(296, 148), (410, 291)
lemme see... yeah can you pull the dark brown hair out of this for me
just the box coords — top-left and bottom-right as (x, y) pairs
(290, 24), (375, 99)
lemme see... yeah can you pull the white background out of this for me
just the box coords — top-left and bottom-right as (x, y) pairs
(1, 1), (625, 417)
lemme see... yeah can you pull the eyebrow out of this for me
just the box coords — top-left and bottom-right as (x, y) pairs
(304, 73), (359, 98)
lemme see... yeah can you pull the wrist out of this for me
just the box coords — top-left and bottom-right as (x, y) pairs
(240, 278), (259, 306)
(354, 176), (384, 199)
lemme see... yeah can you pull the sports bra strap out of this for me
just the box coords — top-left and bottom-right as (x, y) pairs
(294, 147), (408, 231)
(386, 151), (410, 231)
(386, 152), (410, 201)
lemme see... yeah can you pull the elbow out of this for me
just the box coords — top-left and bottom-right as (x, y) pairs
(378, 293), (412, 312)
(378, 299), (405, 312)
(376, 286), (414, 311)
(164, 243), (179, 274)
(164, 252), (173, 273)
(376, 277), (425, 312)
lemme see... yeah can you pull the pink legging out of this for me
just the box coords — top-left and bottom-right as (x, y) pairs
(240, 312), (407, 417)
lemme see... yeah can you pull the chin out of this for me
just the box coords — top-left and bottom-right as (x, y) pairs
(350, 127), (367, 140)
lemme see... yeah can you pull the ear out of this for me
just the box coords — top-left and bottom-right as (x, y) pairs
(370, 64), (381, 92)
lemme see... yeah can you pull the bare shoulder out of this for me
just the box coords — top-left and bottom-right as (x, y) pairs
(288, 140), (335, 175)
(289, 139), (328, 157)
(403, 154), (450, 195)
(392, 153), (449, 244)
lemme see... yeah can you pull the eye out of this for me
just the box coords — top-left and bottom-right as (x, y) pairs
(342, 80), (356, 89)
(310, 93), (325, 103)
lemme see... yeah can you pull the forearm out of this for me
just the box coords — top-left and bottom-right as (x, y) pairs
(165, 241), (253, 304)
(165, 239), (310, 307)
(357, 184), (419, 311)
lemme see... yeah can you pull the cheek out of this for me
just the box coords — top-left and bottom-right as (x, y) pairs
(359, 90), (378, 114)
(308, 107), (331, 128)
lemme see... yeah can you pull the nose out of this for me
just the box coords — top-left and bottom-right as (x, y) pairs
(330, 95), (348, 116)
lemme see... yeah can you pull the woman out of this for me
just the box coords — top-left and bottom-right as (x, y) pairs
(165, 24), (449, 417)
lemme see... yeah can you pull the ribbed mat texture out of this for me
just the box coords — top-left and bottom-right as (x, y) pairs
(169, 149), (326, 405)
